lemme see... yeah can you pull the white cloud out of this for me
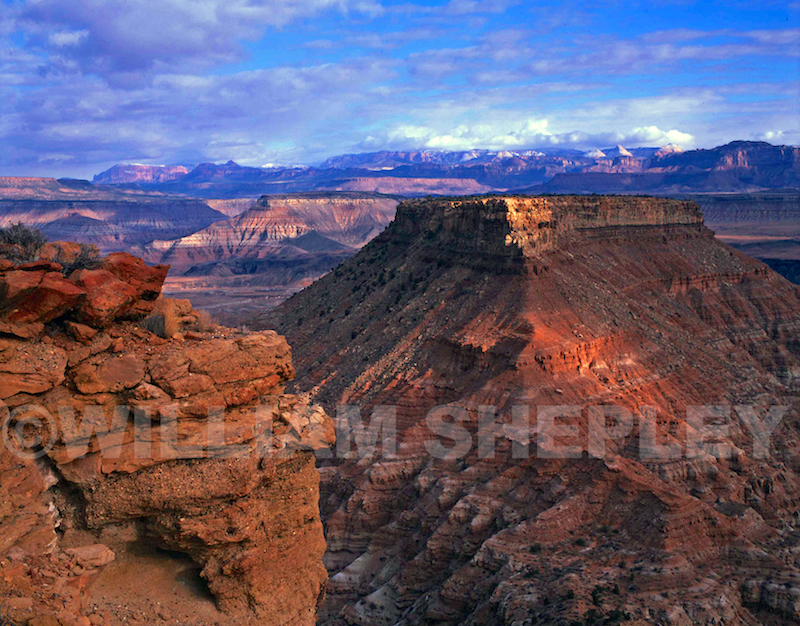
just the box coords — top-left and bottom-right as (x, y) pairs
(48, 30), (88, 47)
(365, 119), (695, 152)
(746, 28), (800, 45)
(441, 0), (519, 16)
(756, 129), (800, 144)
(628, 126), (695, 145)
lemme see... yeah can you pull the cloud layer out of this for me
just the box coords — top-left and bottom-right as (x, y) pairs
(0, 0), (798, 176)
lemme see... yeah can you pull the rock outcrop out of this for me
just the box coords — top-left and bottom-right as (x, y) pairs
(0, 247), (334, 625)
(258, 195), (800, 625)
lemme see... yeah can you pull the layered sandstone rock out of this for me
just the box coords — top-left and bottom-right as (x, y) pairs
(0, 248), (334, 625)
(0, 178), (228, 252)
(259, 195), (800, 625)
(137, 193), (399, 276)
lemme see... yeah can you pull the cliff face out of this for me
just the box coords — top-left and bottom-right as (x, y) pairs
(137, 193), (399, 276)
(392, 195), (703, 271)
(0, 246), (334, 625)
(258, 195), (800, 625)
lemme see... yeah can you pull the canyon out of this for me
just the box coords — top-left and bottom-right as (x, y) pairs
(0, 243), (334, 625)
(137, 193), (398, 275)
(0, 178), (228, 252)
(3, 189), (800, 624)
(139, 193), (399, 324)
(0, 185), (400, 323)
(3, 141), (799, 315)
(256, 195), (800, 625)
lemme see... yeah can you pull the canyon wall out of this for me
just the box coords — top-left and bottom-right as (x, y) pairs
(259, 195), (800, 625)
(138, 193), (398, 276)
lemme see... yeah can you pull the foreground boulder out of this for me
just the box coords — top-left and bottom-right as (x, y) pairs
(0, 247), (168, 338)
(0, 245), (334, 625)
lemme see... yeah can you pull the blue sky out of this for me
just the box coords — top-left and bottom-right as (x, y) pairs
(1, 0), (798, 177)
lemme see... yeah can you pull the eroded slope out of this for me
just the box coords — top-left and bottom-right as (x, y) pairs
(257, 195), (800, 625)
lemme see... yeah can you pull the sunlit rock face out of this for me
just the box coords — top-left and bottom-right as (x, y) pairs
(259, 195), (800, 625)
(0, 246), (334, 626)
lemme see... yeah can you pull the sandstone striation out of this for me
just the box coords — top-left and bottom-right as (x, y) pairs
(0, 247), (334, 625)
(137, 193), (398, 276)
(258, 194), (800, 625)
(0, 177), (228, 253)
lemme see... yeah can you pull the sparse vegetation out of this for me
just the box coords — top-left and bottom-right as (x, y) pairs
(529, 543), (542, 554)
(606, 608), (631, 622)
(195, 309), (216, 331)
(0, 222), (47, 263)
(140, 310), (179, 339)
(56, 243), (101, 275)
(590, 583), (620, 608)
(523, 567), (539, 579)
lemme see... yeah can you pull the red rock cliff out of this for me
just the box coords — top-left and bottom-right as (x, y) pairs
(259, 195), (800, 625)
(0, 245), (334, 625)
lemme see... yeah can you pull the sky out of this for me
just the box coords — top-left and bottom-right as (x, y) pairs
(1, 0), (799, 178)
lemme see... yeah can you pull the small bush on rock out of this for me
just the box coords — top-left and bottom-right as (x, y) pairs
(57, 243), (101, 275)
(195, 309), (216, 331)
(140, 309), (179, 339)
(0, 222), (47, 262)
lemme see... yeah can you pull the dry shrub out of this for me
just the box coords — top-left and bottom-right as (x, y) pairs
(56, 243), (101, 275)
(140, 306), (179, 339)
(195, 309), (216, 331)
(140, 313), (166, 338)
(0, 222), (47, 263)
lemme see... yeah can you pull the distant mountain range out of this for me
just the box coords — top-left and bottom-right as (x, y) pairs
(92, 140), (800, 198)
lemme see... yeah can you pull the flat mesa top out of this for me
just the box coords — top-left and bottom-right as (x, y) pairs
(395, 194), (704, 235)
